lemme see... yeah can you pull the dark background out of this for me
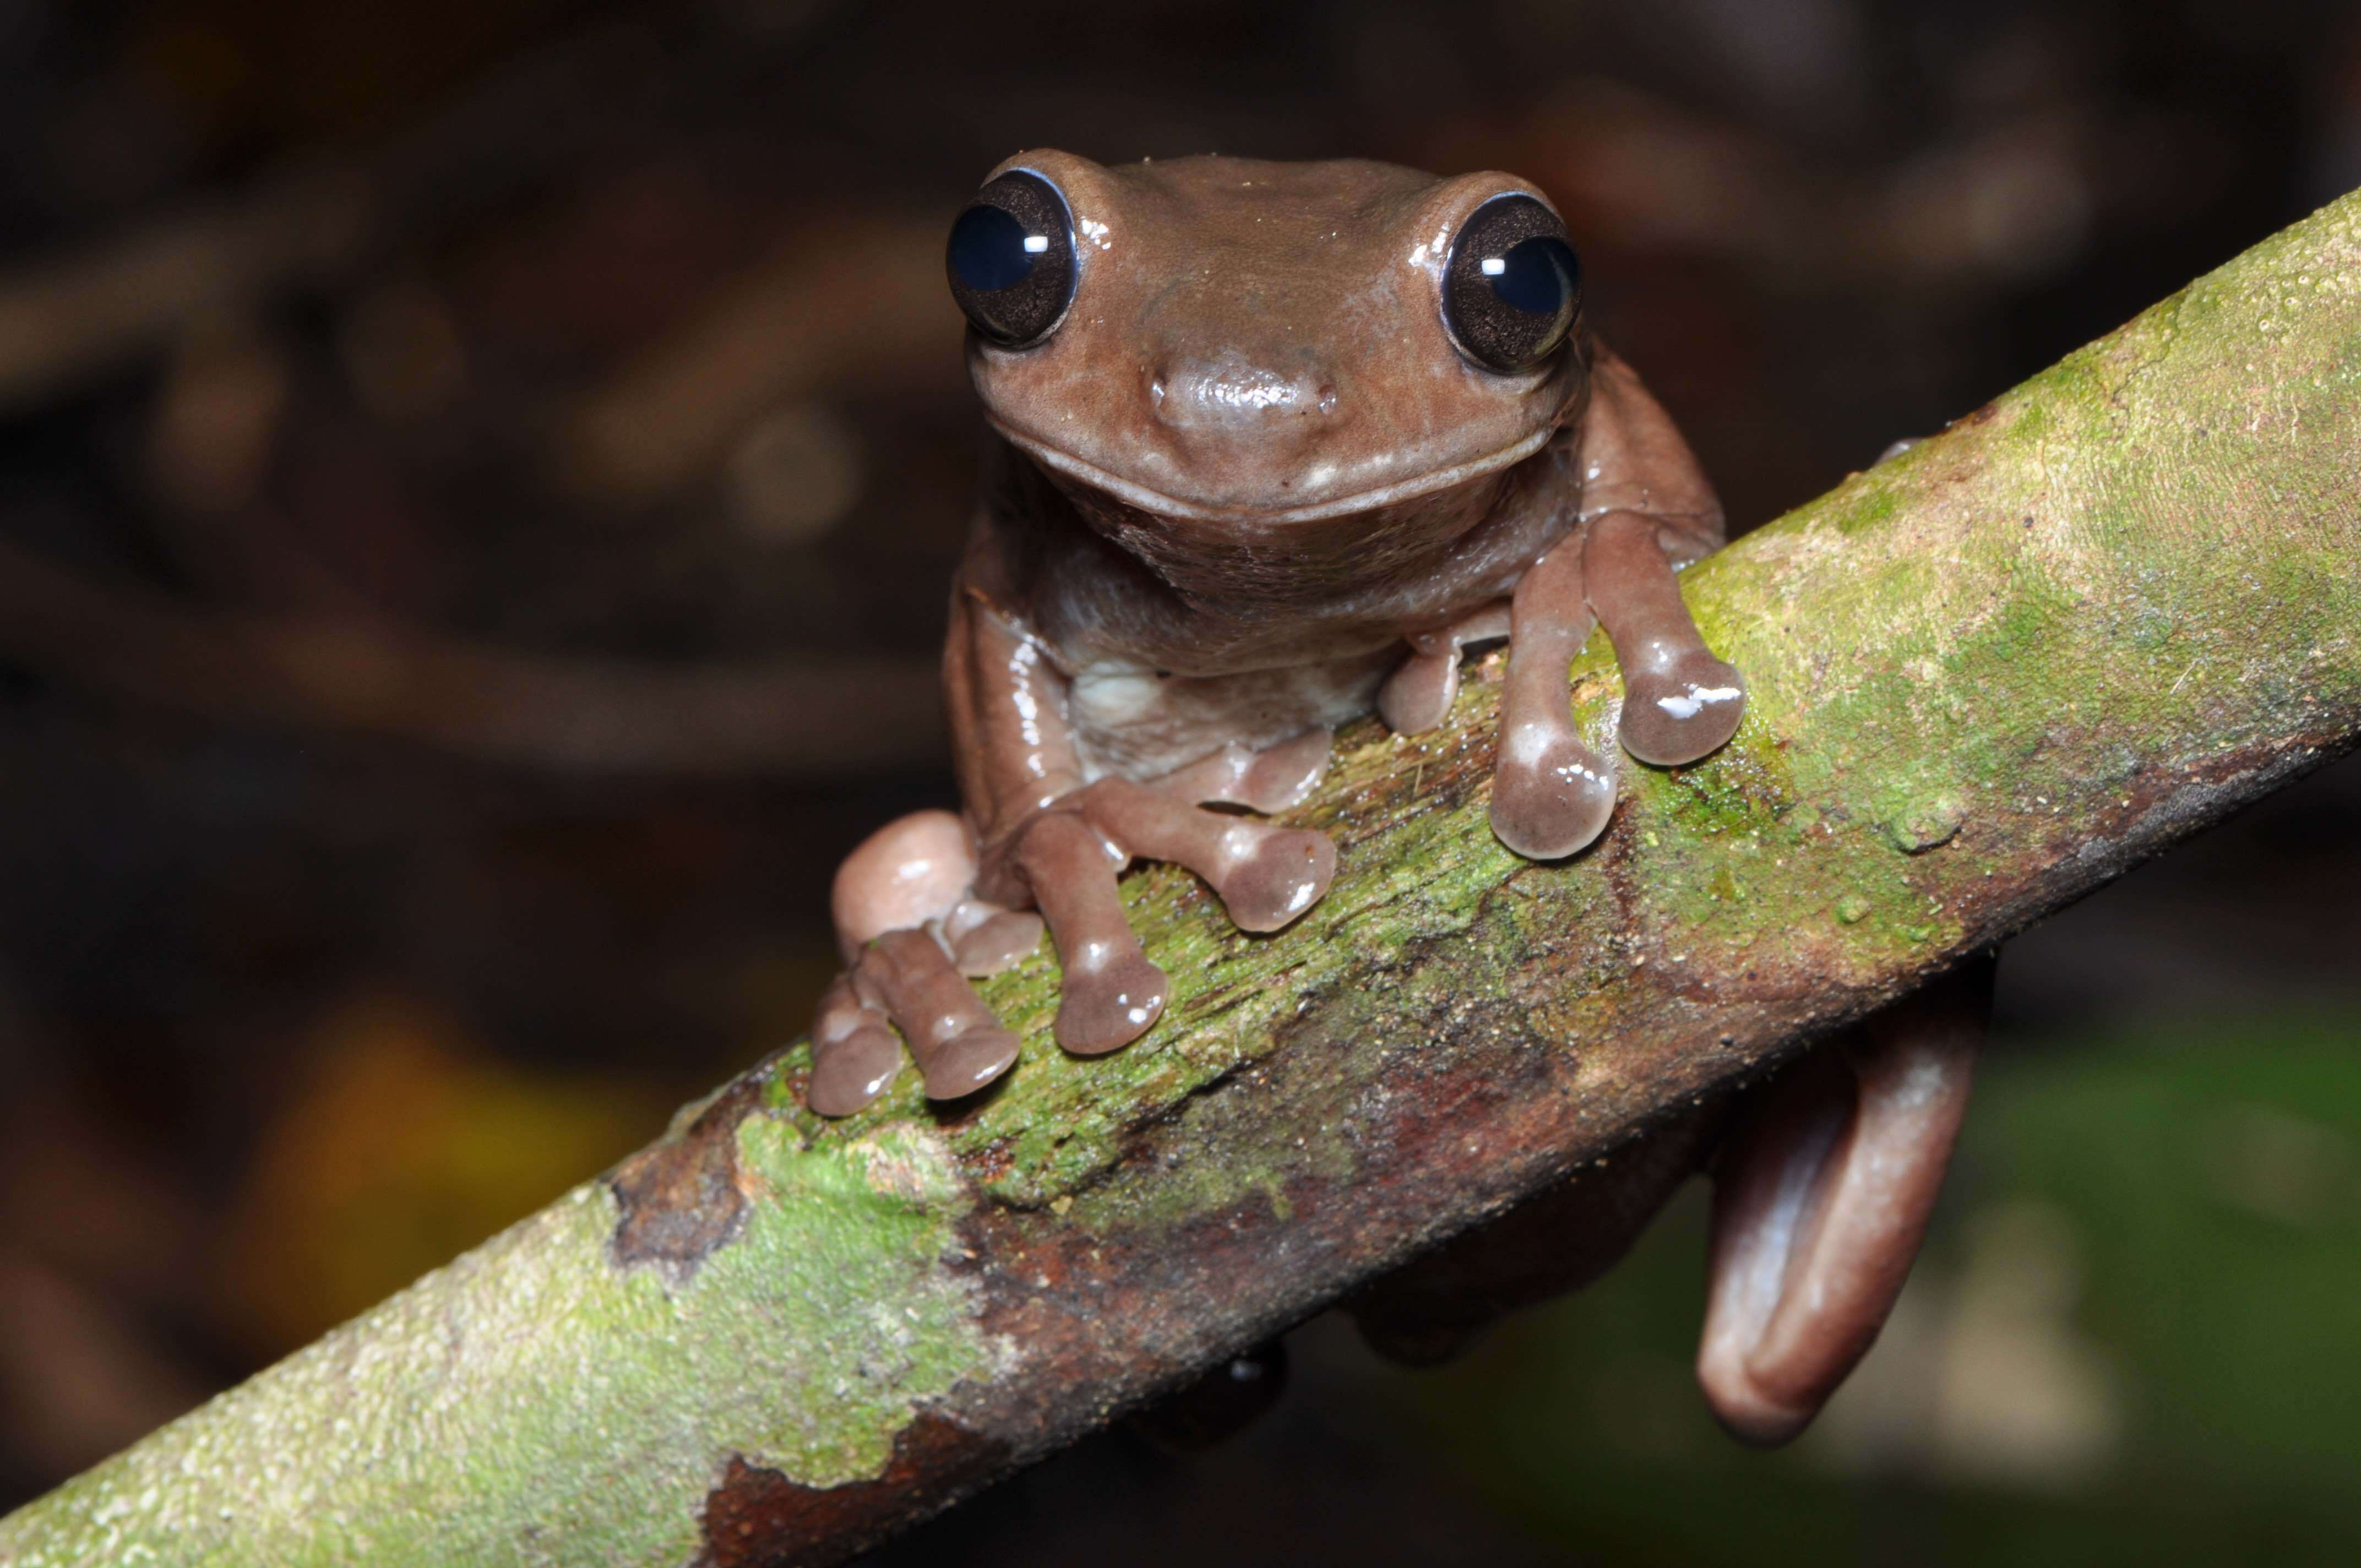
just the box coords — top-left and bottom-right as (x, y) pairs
(2, 1), (2358, 1561)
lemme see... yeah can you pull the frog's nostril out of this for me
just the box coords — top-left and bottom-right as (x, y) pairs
(1151, 353), (1335, 431)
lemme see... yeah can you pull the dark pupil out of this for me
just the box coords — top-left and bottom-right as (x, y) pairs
(949, 204), (1038, 293)
(1487, 235), (1576, 317)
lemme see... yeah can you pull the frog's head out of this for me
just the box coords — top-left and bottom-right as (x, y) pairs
(950, 150), (1587, 561)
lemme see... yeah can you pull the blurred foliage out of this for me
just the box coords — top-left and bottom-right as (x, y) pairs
(214, 990), (667, 1349)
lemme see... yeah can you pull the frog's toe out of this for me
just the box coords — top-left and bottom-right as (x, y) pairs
(808, 1017), (902, 1117)
(946, 903), (1045, 977)
(1068, 779), (1335, 933)
(921, 1021), (1022, 1101)
(1489, 729), (1617, 860)
(1620, 651), (1745, 766)
(1054, 951), (1168, 1055)
(1212, 825), (1335, 932)
(1235, 727), (1334, 812)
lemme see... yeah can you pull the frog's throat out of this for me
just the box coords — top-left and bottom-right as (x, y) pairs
(987, 418), (1557, 527)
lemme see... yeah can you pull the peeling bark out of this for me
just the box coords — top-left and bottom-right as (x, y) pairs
(607, 1074), (770, 1286)
(697, 1418), (1010, 1568)
(4, 192), (2359, 1568)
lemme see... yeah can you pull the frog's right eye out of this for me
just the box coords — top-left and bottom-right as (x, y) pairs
(1441, 194), (1582, 373)
(948, 171), (1078, 348)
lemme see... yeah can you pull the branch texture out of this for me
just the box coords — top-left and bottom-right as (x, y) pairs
(6, 193), (2360, 1568)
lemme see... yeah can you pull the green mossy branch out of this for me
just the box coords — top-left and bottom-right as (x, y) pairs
(7, 194), (2360, 1567)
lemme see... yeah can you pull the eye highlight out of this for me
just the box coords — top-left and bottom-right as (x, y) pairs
(947, 170), (1078, 348)
(1442, 194), (1582, 373)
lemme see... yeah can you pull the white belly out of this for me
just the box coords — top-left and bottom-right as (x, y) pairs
(1067, 649), (1397, 782)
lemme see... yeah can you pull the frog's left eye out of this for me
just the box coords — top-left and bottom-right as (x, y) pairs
(947, 170), (1078, 349)
(1442, 194), (1582, 373)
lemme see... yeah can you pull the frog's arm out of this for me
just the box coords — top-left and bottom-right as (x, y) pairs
(1574, 344), (1726, 555)
(812, 546), (1336, 1112)
(944, 560), (1088, 847)
(1487, 345), (1749, 859)
(804, 553), (1080, 1115)
(949, 581), (1334, 1053)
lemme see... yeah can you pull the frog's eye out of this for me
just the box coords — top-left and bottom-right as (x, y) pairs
(947, 170), (1078, 348)
(1441, 194), (1582, 373)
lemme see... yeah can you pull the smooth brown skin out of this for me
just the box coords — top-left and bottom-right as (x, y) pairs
(811, 151), (1983, 1443)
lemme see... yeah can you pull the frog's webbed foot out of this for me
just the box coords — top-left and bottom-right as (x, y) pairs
(1698, 958), (1988, 1445)
(1585, 510), (1745, 766)
(998, 772), (1336, 1054)
(1492, 547), (1619, 858)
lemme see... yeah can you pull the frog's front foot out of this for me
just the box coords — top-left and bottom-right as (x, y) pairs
(986, 777), (1335, 1054)
(1491, 721), (1618, 860)
(810, 930), (1022, 1112)
(1483, 514), (1748, 860)
(1616, 642), (1747, 766)
(1586, 509), (1747, 766)
(806, 734), (1336, 1114)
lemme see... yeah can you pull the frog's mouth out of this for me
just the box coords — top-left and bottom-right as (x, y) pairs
(989, 418), (1557, 526)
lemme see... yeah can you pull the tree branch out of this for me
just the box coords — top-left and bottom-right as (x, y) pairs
(6, 192), (2359, 1568)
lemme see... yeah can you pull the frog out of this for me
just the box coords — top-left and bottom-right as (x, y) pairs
(804, 149), (1985, 1445)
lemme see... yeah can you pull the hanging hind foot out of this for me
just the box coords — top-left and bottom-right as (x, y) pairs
(808, 728), (1339, 1113)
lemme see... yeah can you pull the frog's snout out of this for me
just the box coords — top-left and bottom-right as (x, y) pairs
(1147, 350), (1340, 434)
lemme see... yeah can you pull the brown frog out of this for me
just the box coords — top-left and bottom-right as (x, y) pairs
(808, 150), (1984, 1445)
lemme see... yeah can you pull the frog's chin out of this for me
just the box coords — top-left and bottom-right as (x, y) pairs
(988, 419), (1555, 527)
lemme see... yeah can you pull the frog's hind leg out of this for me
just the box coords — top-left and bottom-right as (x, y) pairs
(1584, 511), (1746, 765)
(1696, 957), (1989, 1445)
